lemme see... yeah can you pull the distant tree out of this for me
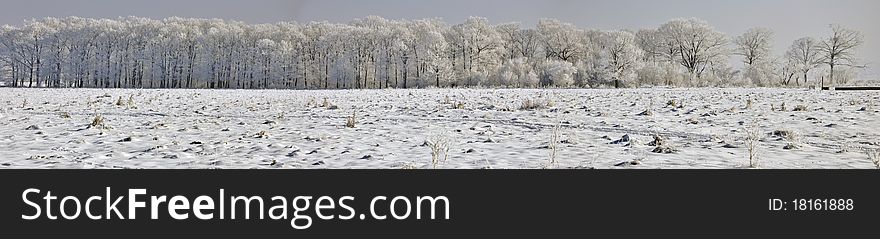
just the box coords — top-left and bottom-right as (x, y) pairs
(601, 30), (644, 88)
(657, 18), (728, 79)
(410, 19), (451, 88)
(497, 23), (540, 60)
(446, 17), (503, 86)
(0, 25), (19, 86)
(537, 19), (583, 62)
(817, 24), (864, 87)
(779, 57), (799, 86)
(733, 27), (773, 66)
(0, 16), (866, 90)
(785, 37), (822, 86)
(634, 29), (662, 63)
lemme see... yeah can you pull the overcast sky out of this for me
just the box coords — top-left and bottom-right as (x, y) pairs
(2, 0), (877, 77)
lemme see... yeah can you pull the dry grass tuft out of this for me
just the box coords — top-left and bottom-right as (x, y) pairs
(126, 94), (135, 108)
(520, 97), (553, 111)
(116, 96), (126, 106)
(89, 114), (111, 129)
(744, 121), (762, 168)
(425, 132), (451, 169)
(345, 112), (358, 128)
(453, 102), (466, 109)
(866, 149), (880, 169)
(547, 114), (562, 168)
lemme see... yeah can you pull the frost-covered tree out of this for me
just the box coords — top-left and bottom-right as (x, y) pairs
(393, 22), (416, 88)
(734, 28), (777, 87)
(410, 19), (451, 88)
(635, 29), (662, 63)
(601, 30), (644, 88)
(0, 16), (864, 89)
(537, 19), (583, 62)
(352, 16), (397, 89)
(785, 37), (822, 86)
(733, 27), (773, 66)
(657, 18), (729, 80)
(0, 25), (22, 87)
(445, 17), (503, 86)
(779, 57), (799, 86)
(4, 20), (50, 87)
(817, 24), (864, 87)
(636, 28), (680, 65)
(497, 23), (540, 60)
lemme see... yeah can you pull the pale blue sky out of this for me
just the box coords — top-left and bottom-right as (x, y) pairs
(2, 0), (877, 77)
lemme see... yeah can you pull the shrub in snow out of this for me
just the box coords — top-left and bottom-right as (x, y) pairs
(520, 97), (554, 111)
(539, 60), (576, 87)
(742, 61), (778, 87)
(636, 63), (690, 86)
(575, 57), (612, 88)
(744, 121), (762, 168)
(497, 57), (539, 87)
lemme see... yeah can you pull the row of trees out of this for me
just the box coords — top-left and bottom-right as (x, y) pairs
(0, 16), (865, 89)
(731, 25), (865, 87)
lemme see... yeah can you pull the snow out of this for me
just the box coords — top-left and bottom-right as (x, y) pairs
(0, 88), (877, 169)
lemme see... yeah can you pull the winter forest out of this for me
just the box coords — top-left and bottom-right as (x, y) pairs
(1, 15), (878, 170)
(0, 16), (866, 89)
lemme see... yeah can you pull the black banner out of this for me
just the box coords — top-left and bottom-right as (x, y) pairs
(1, 170), (877, 237)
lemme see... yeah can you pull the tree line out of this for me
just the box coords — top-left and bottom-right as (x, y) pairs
(0, 16), (865, 89)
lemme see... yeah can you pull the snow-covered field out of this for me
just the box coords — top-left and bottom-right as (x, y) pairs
(0, 88), (878, 169)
